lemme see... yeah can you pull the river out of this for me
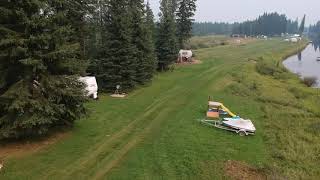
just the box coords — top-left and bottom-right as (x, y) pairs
(283, 42), (320, 87)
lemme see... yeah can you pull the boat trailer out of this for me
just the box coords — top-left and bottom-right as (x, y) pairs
(199, 119), (255, 136)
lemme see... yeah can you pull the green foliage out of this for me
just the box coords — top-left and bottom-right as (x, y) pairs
(0, 76), (86, 139)
(189, 35), (229, 49)
(256, 58), (283, 76)
(176, 0), (197, 48)
(232, 12), (297, 36)
(156, 0), (178, 71)
(308, 21), (320, 41)
(130, 0), (157, 84)
(88, 0), (157, 91)
(0, 0), (88, 139)
(301, 76), (317, 87)
(299, 14), (306, 35)
(192, 22), (234, 36)
(93, 0), (137, 91)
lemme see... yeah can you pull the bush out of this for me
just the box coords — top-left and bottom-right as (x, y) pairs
(220, 41), (228, 46)
(256, 61), (279, 76)
(198, 43), (210, 49)
(256, 58), (283, 76)
(302, 77), (318, 87)
(190, 44), (199, 50)
(288, 87), (308, 99)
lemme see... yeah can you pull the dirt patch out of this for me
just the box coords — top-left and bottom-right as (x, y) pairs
(0, 131), (70, 160)
(110, 94), (127, 98)
(225, 160), (267, 180)
(176, 59), (202, 66)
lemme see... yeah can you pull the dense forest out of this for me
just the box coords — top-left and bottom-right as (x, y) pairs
(0, 0), (196, 139)
(192, 12), (303, 36)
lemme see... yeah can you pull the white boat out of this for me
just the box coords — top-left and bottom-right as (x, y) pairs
(223, 118), (256, 133)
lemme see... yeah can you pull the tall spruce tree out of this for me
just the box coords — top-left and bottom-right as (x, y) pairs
(129, 0), (156, 84)
(144, 1), (157, 81)
(299, 15), (306, 36)
(0, 0), (89, 139)
(156, 0), (178, 71)
(176, 0), (197, 49)
(96, 0), (137, 91)
(146, 1), (157, 43)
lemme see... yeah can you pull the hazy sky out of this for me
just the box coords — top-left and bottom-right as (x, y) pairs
(148, 0), (319, 25)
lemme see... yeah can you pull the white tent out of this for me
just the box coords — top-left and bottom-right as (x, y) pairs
(79, 76), (98, 99)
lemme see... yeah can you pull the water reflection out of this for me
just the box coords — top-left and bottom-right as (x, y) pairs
(298, 52), (302, 61)
(312, 39), (320, 52)
(283, 40), (320, 87)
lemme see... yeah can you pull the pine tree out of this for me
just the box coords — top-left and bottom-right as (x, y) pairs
(144, 1), (157, 81)
(146, 1), (157, 43)
(96, 0), (137, 91)
(0, 0), (88, 139)
(129, 0), (156, 84)
(85, 0), (106, 59)
(176, 0), (197, 49)
(156, 0), (178, 71)
(299, 15), (306, 36)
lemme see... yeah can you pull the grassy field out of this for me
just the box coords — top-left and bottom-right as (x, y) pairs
(1, 39), (320, 179)
(189, 35), (257, 50)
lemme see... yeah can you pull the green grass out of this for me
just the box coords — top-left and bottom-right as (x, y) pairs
(1, 39), (320, 179)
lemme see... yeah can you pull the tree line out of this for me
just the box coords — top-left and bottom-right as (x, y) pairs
(193, 13), (304, 36)
(192, 22), (234, 36)
(309, 21), (320, 41)
(0, 0), (196, 139)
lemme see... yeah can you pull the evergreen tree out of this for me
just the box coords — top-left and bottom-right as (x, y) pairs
(308, 21), (320, 41)
(85, 0), (107, 59)
(232, 12), (292, 36)
(0, 0), (88, 139)
(146, 1), (157, 43)
(129, 0), (156, 84)
(156, 0), (178, 71)
(176, 0), (197, 49)
(144, 1), (157, 80)
(96, 0), (137, 91)
(299, 14), (306, 36)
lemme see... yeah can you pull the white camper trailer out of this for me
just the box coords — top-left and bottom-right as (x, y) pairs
(178, 50), (193, 62)
(79, 76), (98, 99)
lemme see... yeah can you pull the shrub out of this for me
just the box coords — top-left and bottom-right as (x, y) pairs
(0, 76), (87, 140)
(198, 43), (210, 49)
(220, 41), (228, 46)
(256, 61), (279, 76)
(302, 77), (318, 87)
(190, 44), (199, 50)
(288, 87), (308, 99)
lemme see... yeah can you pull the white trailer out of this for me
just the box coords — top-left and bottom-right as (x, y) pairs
(79, 76), (98, 99)
(178, 50), (193, 62)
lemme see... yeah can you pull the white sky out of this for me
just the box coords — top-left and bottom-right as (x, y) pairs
(147, 0), (319, 25)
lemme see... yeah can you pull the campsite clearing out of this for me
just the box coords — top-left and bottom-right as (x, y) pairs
(1, 38), (320, 179)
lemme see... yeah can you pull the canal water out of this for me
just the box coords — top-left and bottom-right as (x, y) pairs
(283, 42), (320, 87)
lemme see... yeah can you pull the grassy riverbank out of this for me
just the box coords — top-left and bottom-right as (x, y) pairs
(1, 39), (319, 179)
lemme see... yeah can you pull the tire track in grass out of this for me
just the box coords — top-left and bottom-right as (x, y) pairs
(56, 86), (186, 179)
(92, 107), (175, 180)
(49, 61), (224, 180)
(91, 65), (227, 179)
